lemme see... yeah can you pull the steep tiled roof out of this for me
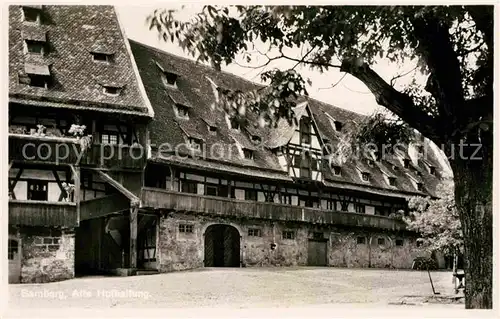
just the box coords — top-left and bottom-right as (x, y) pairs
(129, 39), (446, 198)
(9, 5), (151, 116)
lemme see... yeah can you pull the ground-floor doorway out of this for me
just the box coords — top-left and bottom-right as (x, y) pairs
(307, 239), (328, 266)
(8, 237), (21, 283)
(204, 224), (240, 267)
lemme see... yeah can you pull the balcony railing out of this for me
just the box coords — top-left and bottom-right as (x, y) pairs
(80, 194), (131, 220)
(141, 188), (406, 231)
(9, 200), (78, 227)
(9, 134), (146, 169)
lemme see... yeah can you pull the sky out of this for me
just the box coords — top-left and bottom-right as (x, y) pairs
(116, 5), (423, 116)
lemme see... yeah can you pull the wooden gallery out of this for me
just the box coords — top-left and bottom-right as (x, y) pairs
(8, 5), (448, 283)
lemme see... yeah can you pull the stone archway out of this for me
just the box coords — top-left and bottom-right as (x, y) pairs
(204, 224), (240, 267)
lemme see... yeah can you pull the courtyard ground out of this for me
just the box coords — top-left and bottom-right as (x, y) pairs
(5, 267), (466, 316)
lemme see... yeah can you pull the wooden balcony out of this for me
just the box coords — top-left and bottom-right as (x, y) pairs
(80, 194), (131, 220)
(141, 188), (406, 231)
(9, 134), (82, 165)
(9, 134), (146, 169)
(81, 144), (146, 170)
(9, 200), (78, 227)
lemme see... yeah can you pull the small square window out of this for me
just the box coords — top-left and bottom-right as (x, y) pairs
(208, 125), (217, 133)
(388, 177), (396, 186)
(101, 133), (119, 145)
(27, 74), (49, 88)
(377, 238), (385, 245)
(417, 183), (424, 191)
(361, 172), (370, 181)
(357, 237), (366, 244)
(245, 189), (257, 201)
(251, 135), (261, 143)
(282, 231), (295, 240)
(22, 7), (40, 23)
(188, 138), (202, 151)
(403, 159), (410, 168)
(230, 118), (240, 130)
(103, 86), (120, 96)
(92, 53), (111, 62)
(243, 149), (254, 160)
(248, 228), (261, 237)
(429, 166), (436, 175)
(179, 224), (193, 233)
(176, 104), (189, 118)
(25, 40), (44, 54)
(332, 165), (341, 176)
(163, 72), (178, 86)
(334, 121), (343, 132)
(396, 239), (404, 246)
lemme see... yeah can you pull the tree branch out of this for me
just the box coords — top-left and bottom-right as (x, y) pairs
(340, 59), (442, 145)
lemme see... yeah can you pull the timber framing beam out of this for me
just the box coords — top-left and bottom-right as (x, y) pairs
(88, 168), (141, 207)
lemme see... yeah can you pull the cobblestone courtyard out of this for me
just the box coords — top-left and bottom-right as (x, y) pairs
(7, 268), (464, 312)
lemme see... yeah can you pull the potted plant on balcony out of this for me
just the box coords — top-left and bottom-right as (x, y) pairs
(68, 124), (92, 152)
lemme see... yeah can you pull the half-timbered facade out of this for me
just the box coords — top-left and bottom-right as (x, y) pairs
(8, 6), (450, 283)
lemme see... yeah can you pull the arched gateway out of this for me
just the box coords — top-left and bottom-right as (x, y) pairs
(204, 224), (240, 267)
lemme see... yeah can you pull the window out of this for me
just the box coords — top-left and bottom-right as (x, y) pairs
(245, 189), (257, 201)
(243, 149), (254, 160)
(176, 104), (189, 119)
(396, 239), (404, 246)
(429, 166), (436, 175)
(188, 138), (202, 151)
(92, 53), (112, 62)
(299, 152), (312, 179)
(27, 74), (49, 88)
(251, 135), (261, 144)
(103, 86), (120, 96)
(403, 159), (410, 168)
(282, 231), (295, 240)
(332, 165), (341, 176)
(356, 237), (366, 244)
(178, 224), (193, 233)
(417, 183), (424, 191)
(377, 238), (385, 245)
(248, 228), (261, 237)
(27, 180), (48, 201)
(205, 185), (217, 196)
(299, 118), (311, 144)
(281, 195), (292, 205)
(388, 177), (396, 186)
(22, 7), (41, 23)
(181, 180), (197, 194)
(208, 125), (217, 133)
(163, 72), (178, 86)
(8, 239), (19, 260)
(355, 204), (365, 214)
(101, 133), (119, 145)
(334, 121), (343, 132)
(361, 172), (370, 182)
(230, 118), (240, 130)
(218, 185), (229, 198)
(416, 239), (423, 247)
(25, 40), (44, 54)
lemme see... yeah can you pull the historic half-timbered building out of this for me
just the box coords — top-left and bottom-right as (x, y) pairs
(8, 5), (449, 283)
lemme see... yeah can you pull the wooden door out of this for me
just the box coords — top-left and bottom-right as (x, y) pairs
(9, 238), (21, 283)
(307, 240), (327, 266)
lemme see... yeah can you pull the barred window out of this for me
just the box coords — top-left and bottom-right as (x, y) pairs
(282, 231), (295, 240)
(248, 228), (261, 237)
(179, 224), (193, 233)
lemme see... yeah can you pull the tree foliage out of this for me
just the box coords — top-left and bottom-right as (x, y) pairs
(405, 179), (463, 255)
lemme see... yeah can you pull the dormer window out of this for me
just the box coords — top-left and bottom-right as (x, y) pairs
(175, 104), (189, 119)
(23, 63), (51, 89)
(417, 183), (424, 191)
(92, 52), (112, 63)
(161, 71), (178, 88)
(208, 125), (217, 133)
(25, 40), (44, 54)
(243, 149), (254, 160)
(403, 159), (411, 168)
(429, 166), (436, 175)
(251, 135), (261, 144)
(22, 6), (41, 24)
(388, 177), (396, 186)
(103, 86), (121, 96)
(334, 121), (343, 132)
(230, 118), (240, 130)
(332, 165), (341, 176)
(188, 138), (202, 151)
(361, 172), (370, 182)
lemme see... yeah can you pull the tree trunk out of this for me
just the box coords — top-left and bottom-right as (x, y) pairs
(451, 151), (492, 309)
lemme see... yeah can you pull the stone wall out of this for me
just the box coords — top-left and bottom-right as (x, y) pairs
(15, 226), (75, 283)
(157, 213), (428, 272)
